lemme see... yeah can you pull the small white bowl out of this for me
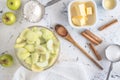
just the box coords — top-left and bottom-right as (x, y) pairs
(102, 0), (117, 10)
(68, 0), (97, 28)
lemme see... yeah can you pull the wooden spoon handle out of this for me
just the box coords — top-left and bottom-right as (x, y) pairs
(75, 42), (103, 70)
(74, 42), (103, 70)
(65, 34), (103, 70)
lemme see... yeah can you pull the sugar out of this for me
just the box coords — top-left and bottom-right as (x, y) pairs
(23, 1), (42, 22)
(106, 45), (120, 62)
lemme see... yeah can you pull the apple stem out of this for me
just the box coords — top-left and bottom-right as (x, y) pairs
(5, 16), (10, 22)
(10, 2), (13, 5)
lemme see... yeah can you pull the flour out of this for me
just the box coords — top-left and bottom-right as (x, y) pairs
(23, 1), (43, 22)
(106, 45), (120, 62)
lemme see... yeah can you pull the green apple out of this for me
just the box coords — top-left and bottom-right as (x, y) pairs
(2, 12), (16, 25)
(0, 54), (14, 67)
(7, 0), (21, 10)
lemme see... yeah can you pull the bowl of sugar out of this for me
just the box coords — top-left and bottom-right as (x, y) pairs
(23, 0), (45, 23)
(105, 44), (120, 62)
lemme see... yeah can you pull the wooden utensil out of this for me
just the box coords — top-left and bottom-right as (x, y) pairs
(55, 24), (103, 70)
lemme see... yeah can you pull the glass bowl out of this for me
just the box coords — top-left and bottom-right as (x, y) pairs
(14, 26), (60, 72)
(23, 0), (45, 23)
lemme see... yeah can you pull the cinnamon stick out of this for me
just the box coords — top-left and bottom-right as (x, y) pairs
(85, 30), (102, 44)
(98, 19), (118, 31)
(89, 43), (102, 61)
(81, 32), (100, 45)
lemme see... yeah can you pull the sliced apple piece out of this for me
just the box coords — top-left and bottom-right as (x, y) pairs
(25, 30), (38, 42)
(35, 45), (47, 54)
(31, 52), (39, 64)
(31, 64), (44, 72)
(19, 28), (30, 40)
(36, 60), (48, 68)
(24, 44), (34, 52)
(14, 42), (26, 48)
(16, 37), (24, 44)
(35, 39), (41, 46)
(40, 28), (54, 40)
(17, 48), (30, 60)
(25, 56), (32, 65)
(47, 39), (53, 51)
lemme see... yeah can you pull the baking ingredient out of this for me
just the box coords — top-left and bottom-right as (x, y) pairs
(15, 27), (60, 72)
(80, 17), (88, 26)
(7, 0), (21, 10)
(98, 19), (118, 31)
(79, 4), (86, 16)
(23, 1), (43, 23)
(72, 16), (81, 26)
(103, 0), (116, 10)
(70, 1), (96, 27)
(2, 12), (16, 25)
(0, 53), (13, 67)
(106, 45), (120, 62)
(86, 7), (93, 15)
(81, 30), (102, 45)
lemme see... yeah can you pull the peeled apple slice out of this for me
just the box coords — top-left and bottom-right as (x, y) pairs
(26, 40), (34, 44)
(16, 37), (24, 44)
(48, 54), (57, 66)
(47, 39), (53, 51)
(35, 45), (47, 54)
(20, 28), (30, 40)
(25, 30), (38, 42)
(17, 48), (30, 60)
(24, 44), (34, 52)
(39, 53), (50, 62)
(31, 52), (39, 64)
(14, 42), (26, 48)
(41, 28), (54, 40)
(31, 27), (38, 32)
(25, 56), (32, 65)
(35, 39), (41, 46)
(31, 64), (44, 72)
(39, 54), (46, 62)
(35, 31), (42, 38)
(36, 60), (48, 67)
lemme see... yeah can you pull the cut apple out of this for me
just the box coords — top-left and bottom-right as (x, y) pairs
(24, 44), (34, 52)
(17, 48), (30, 60)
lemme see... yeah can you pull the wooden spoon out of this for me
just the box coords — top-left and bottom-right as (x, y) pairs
(55, 24), (103, 70)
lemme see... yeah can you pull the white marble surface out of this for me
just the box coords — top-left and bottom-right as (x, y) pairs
(0, 0), (120, 80)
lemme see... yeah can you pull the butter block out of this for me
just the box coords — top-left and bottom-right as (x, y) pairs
(79, 4), (86, 16)
(86, 7), (93, 15)
(72, 17), (81, 26)
(72, 6), (81, 16)
(80, 17), (88, 26)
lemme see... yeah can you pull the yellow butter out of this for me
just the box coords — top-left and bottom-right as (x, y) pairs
(72, 17), (81, 26)
(72, 6), (81, 16)
(80, 17), (88, 26)
(79, 4), (86, 16)
(86, 7), (93, 15)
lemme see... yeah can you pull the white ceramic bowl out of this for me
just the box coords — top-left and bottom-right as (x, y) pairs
(102, 0), (117, 10)
(68, 0), (97, 28)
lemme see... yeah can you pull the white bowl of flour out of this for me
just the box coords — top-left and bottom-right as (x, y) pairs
(23, 0), (45, 23)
